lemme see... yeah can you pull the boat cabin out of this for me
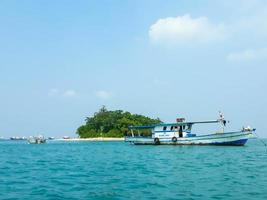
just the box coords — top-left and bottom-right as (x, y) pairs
(129, 118), (220, 139)
(153, 123), (194, 139)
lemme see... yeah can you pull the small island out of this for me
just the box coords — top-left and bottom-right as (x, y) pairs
(76, 106), (161, 138)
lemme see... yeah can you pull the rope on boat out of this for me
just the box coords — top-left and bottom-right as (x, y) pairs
(254, 132), (267, 149)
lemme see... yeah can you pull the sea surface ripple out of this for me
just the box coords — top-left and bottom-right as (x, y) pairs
(0, 139), (266, 200)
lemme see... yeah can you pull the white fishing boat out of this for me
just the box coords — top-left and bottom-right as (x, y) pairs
(125, 114), (256, 146)
(28, 135), (46, 144)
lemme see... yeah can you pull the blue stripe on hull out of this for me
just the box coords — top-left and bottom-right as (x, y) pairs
(211, 139), (248, 146)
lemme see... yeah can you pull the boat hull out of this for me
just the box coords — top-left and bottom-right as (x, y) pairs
(125, 131), (254, 146)
(209, 139), (248, 146)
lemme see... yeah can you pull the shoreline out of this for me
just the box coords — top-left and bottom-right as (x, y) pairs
(57, 137), (124, 142)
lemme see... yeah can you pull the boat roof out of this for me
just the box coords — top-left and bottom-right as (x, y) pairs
(129, 120), (219, 130)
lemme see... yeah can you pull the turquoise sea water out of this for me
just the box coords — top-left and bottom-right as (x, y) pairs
(0, 139), (266, 200)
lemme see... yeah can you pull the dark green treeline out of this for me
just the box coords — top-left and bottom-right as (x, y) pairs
(77, 106), (161, 138)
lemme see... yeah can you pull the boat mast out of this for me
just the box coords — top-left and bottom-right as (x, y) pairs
(219, 111), (226, 133)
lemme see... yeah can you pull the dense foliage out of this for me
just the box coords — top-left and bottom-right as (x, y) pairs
(77, 106), (162, 138)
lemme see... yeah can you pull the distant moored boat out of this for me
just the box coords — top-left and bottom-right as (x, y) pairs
(10, 137), (27, 140)
(28, 135), (46, 144)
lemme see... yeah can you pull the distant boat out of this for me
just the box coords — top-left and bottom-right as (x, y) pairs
(125, 114), (256, 146)
(10, 137), (27, 140)
(28, 135), (46, 144)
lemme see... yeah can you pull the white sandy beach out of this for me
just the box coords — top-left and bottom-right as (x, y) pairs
(57, 137), (124, 142)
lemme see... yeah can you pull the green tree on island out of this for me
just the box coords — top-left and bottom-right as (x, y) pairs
(76, 106), (162, 138)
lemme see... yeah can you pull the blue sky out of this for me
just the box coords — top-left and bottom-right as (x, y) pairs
(0, 0), (267, 138)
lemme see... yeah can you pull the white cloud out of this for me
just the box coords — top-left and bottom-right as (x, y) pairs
(149, 14), (226, 45)
(96, 90), (111, 100)
(63, 90), (77, 97)
(48, 88), (59, 96)
(227, 48), (267, 62)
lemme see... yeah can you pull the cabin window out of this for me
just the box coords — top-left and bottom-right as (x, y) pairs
(163, 126), (167, 131)
(184, 124), (192, 133)
(170, 126), (174, 130)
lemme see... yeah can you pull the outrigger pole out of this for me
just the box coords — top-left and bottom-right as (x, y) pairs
(129, 120), (220, 130)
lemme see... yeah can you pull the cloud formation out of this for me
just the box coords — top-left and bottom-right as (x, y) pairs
(63, 90), (77, 97)
(227, 48), (267, 62)
(48, 89), (77, 97)
(96, 90), (111, 100)
(149, 14), (226, 45)
(48, 88), (59, 96)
